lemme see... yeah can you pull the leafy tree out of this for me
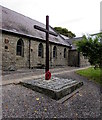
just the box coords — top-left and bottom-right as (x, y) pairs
(54, 27), (76, 38)
(76, 34), (102, 69)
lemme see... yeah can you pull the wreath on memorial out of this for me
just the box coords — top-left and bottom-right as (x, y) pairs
(45, 71), (51, 80)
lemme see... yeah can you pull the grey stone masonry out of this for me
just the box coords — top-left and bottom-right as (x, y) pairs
(20, 77), (83, 100)
(2, 33), (69, 70)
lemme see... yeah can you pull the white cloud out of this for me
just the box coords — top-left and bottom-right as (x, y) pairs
(0, 0), (101, 36)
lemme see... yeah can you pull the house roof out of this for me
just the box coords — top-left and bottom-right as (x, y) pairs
(60, 34), (70, 40)
(61, 34), (83, 50)
(66, 37), (83, 50)
(0, 5), (70, 47)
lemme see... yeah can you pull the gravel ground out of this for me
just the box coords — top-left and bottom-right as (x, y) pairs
(2, 69), (101, 119)
(55, 72), (101, 118)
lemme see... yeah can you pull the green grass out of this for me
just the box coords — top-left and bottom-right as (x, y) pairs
(76, 67), (102, 86)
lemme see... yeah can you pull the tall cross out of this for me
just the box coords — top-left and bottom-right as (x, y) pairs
(34, 16), (58, 80)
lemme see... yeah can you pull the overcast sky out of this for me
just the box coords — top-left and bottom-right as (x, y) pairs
(0, 0), (101, 37)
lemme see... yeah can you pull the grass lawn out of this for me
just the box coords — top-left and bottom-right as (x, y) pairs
(76, 67), (102, 86)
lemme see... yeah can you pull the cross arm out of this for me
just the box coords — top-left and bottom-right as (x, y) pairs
(34, 25), (58, 37)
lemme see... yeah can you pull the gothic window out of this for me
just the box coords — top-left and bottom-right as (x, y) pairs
(64, 48), (66, 58)
(38, 43), (43, 58)
(53, 46), (57, 58)
(16, 39), (24, 57)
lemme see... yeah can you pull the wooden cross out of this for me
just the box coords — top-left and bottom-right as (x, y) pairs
(34, 16), (58, 80)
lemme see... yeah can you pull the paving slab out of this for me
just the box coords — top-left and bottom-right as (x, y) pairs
(20, 77), (83, 100)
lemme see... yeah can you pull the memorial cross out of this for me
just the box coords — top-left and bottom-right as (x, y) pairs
(34, 16), (58, 80)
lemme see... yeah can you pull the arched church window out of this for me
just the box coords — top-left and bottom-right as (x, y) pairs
(38, 43), (43, 58)
(64, 48), (66, 58)
(53, 46), (57, 58)
(16, 39), (24, 57)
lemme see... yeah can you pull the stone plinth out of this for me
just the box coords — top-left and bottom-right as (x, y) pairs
(20, 77), (83, 100)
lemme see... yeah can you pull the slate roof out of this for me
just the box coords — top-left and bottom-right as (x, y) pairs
(60, 34), (70, 40)
(61, 34), (82, 50)
(65, 37), (83, 50)
(0, 5), (70, 47)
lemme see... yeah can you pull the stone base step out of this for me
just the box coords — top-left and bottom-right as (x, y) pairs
(20, 77), (83, 100)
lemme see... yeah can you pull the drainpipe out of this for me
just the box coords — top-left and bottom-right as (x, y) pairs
(29, 39), (31, 69)
(78, 52), (80, 67)
(68, 50), (71, 66)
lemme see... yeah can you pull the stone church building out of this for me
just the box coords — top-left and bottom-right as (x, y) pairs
(0, 6), (89, 71)
(63, 37), (90, 67)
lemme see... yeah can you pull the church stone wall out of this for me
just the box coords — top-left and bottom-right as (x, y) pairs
(2, 33), (16, 70)
(30, 40), (46, 68)
(68, 50), (79, 67)
(80, 53), (90, 67)
(2, 33), (30, 70)
(51, 45), (68, 67)
(30, 41), (69, 68)
(16, 37), (29, 69)
(2, 32), (69, 70)
(68, 50), (90, 67)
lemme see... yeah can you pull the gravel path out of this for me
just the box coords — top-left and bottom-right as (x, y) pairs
(55, 72), (101, 118)
(2, 68), (101, 119)
(2, 67), (79, 81)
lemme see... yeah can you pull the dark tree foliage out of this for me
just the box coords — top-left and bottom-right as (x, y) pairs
(54, 27), (76, 38)
(76, 34), (102, 69)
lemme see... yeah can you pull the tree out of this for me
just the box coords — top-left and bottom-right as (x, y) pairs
(54, 27), (76, 38)
(76, 34), (102, 69)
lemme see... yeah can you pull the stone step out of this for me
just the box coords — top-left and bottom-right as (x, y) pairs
(20, 77), (83, 100)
